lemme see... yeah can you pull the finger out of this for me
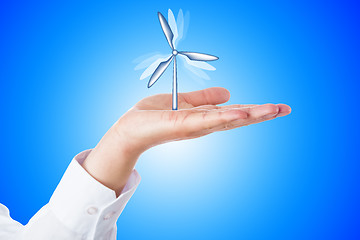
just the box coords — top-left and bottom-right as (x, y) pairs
(177, 108), (248, 137)
(212, 104), (291, 132)
(191, 104), (220, 110)
(240, 104), (291, 120)
(178, 104), (279, 136)
(179, 87), (230, 107)
(218, 104), (259, 109)
(134, 87), (230, 110)
(221, 104), (291, 118)
(240, 104), (279, 119)
(205, 104), (278, 133)
(277, 104), (292, 117)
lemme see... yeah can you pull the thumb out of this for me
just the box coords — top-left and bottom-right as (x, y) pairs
(179, 87), (230, 107)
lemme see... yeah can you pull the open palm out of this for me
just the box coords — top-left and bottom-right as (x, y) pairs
(112, 87), (291, 153)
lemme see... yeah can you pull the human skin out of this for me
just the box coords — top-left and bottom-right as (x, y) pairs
(82, 87), (291, 196)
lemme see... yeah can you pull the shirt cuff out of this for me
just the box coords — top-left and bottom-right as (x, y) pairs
(48, 149), (141, 238)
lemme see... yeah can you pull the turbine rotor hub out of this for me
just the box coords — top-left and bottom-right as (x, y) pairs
(172, 50), (178, 56)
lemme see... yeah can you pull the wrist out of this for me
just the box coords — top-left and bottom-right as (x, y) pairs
(82, 128), (142, 196)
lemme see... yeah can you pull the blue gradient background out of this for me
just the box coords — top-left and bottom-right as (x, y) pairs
(1, 1), (359, 239)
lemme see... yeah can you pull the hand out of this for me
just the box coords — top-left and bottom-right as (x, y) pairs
(82, 87), (291, 196)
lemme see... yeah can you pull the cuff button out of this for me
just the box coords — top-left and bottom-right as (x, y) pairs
(103, 211), (116, 220)
(87, 207), (98, 215)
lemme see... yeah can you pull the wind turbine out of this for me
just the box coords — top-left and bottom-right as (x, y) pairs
(146, 10), (219, 110)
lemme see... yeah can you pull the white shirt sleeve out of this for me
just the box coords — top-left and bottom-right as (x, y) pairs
(0, 149), (141, 240)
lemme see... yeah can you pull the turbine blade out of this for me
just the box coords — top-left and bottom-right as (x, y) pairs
(135, 53), (170, 71)
(148, 55), (174, 88)
(168, 9), (178, 49)
(158, 12), (174, 50)
(179, 55), (210, 80)
(179, 51), (219, 61)
(176, 9), (184, 47)
(178, 54), (216, 71)
(139, 54), (172, 80)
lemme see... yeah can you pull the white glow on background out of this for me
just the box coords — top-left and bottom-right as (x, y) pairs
(139, 138), (215, 181)
(135, 129), (260, 191)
